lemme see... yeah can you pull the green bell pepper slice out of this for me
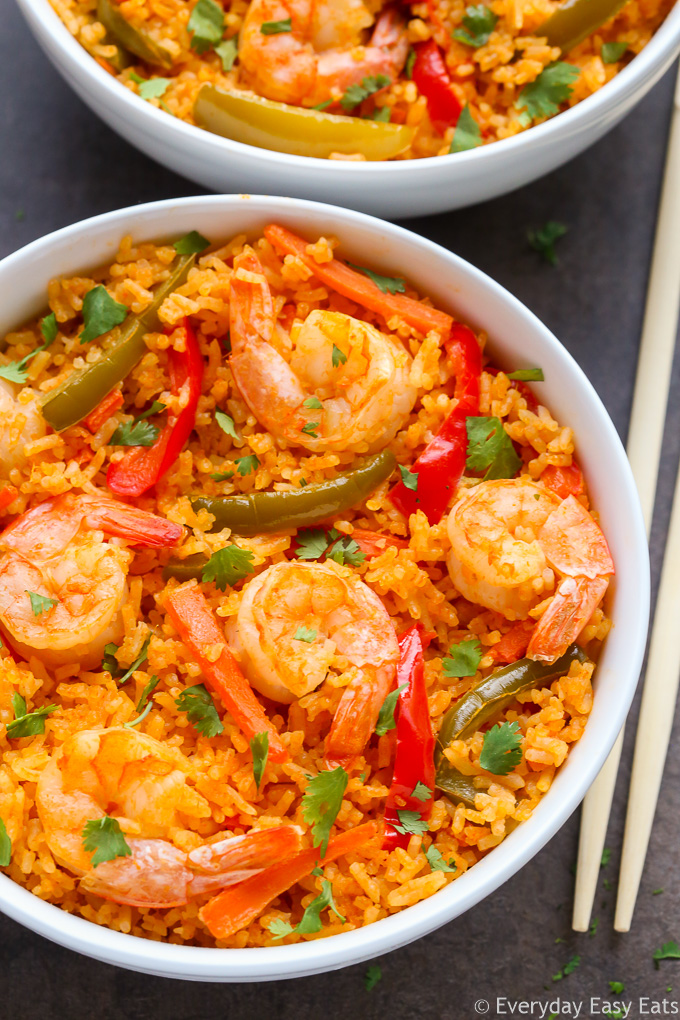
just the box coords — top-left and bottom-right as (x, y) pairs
(41, 253), (195, 432)
(97, 0), (175, 69)
(193, 86), (416, 160)
(162, 553), (208, 583)
(537, 0), (630, 52)
(190, 450), (396, 535)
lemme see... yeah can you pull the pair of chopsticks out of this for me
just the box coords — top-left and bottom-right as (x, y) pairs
(572, 63), (680, 933)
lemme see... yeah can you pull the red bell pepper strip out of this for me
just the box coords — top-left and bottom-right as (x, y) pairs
(383, 627), (435, 851)
(164, 582), (288, 763)
(389, 323), (481, 524)
(488, 620), (535, 664)
(412, 39), (462, 133)
(0, 486), (18, 513)
(541, 462), (585, 500)
(84, 388), (124, 433)
(107, 318), (203, 497)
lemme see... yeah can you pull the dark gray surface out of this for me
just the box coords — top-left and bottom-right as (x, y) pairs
(2, 3), (680, 1016)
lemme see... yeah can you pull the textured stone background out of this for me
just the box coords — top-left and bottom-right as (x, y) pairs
(1, 4), (680, 1014)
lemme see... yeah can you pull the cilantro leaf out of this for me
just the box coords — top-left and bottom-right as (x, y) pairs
(331, 344), (347, 367)
(138, 77), (170, 100)
(507, 367), (544, 381)
(80, 285), (128, 344)
(553, 955), (581, 981)
(40, 312), (58, 344)
(393, 809), (429, 836)
(261, 17), (292, 34)
(411, 781), (432, 802)
(465, 416), (522, 479)
(601, 41), (628, 63)
(301, 767), (348, 856)
(375, 683), (408, 736)
(215, 409), (239, 439)
(6, 692), (57, 738)
(175, 683), (224, 737)
(211, 470), (235, 481)
(26, 590), (59, 617)
(0, 361), (31, 384)
(215, 36), (238, 71)
(609, 981), (625, 995)
(327, 536), (366, 568)
(296, 878), (345, 933)
(136, 675), (160, 715)
(589, 916), (599, 938)
(201, 544), (255, 591)
(340, 75), (390, 111)
(371, 106), (391, 122)
(450, 105), (483, 153)
(102, 634), (151, 684)
(654, 941), (680, 968)
(235, 454), (259, 476)
(250, 731), (269, 790)
(295, 528), (331, 560)
(303, 396), (323, 409)
(269, 917), (295, 939)
(425, 845), (457, 873)
(527, 221), (568, 266)
(405, 48), (416, 78)
(346, 262), (406, 295)
(452, 4), (498, 46)
(110, 409), (160, 447)
(0, 818), (10, 867)
(515, 63), (580, 121)
(479, 720), (523, 775)
(301, 421), (319, 438)
(188, 0), (225, 52)
(398, 464), (418, 491)
(82, 816), (132, 867)
(294, 626), (317, 643)
(364, 964), (382, 991)
(601, 846), (612, 867)
(442, 637), (482, 678)
(173, 230), (210, 255)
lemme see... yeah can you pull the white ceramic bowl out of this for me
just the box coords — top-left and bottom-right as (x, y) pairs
(0, 195), (648, 980)
(14, 0), (680, 218)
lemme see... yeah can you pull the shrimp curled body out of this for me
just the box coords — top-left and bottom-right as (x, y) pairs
(446, 478), (614, 662)
(229, 249), (417, 453)
(226, 560), (399, 769)
(35, 727), (303, 907)
(0, 380), (46, 476)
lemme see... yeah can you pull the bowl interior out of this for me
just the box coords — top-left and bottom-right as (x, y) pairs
(0, 195), (650, 980)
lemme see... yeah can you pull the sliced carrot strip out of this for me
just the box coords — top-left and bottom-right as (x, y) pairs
(164, 583), (288, 763)
(83, 388), (124, 433)
(488, 620), (535, 664)
(199, 821), (379, 939)
(264, 224), (453, 338)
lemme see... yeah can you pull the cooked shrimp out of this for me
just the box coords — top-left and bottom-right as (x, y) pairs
(229, 249), (417, 453)
(0, 494), (182, 669)
(0, 380), (45, 475)
(446, 478), (614, 662)
(226, 560), (398, 769)
(36, 727), (303, 907)
(239, 0), (409, 108)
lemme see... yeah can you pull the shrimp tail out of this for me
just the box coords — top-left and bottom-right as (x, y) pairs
(187, 825), (304, 874)
(527, 574), (609, 662)
(323, 662), (395, 770)
(82, 498), (183, 547)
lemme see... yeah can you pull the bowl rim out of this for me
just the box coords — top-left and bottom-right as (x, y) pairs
(16, 0), (680, 177)
(0, 194), (650, 981)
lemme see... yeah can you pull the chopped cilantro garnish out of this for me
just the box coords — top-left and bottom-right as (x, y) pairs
(80, 285), (128, 344)
(425, 845), (457, 873)
(0, 818), (10, 867)
(393, 809), (429, 836)
(188, 0), (225, 52)
(211, 470), (235, 481)
(327, 535), (366, 567)
(528, 221), (568, 266)
(295, 527), (331, 560)
(26, 590), (59, 618)
(301, 767), (348, 856)
(442, 637), (482, 678)
(552, 955), (580, 982)
(135, 675), (160, 715)
(653, 888), (664, 895)
(270, 878), (344, 938)
(294, 626), (317, 643)
(589, 916), (599, 938)
(364, 964), (382, 991)
(375, 683), (408, 736)
(507, 367), (544, 381)
(654, 941), (680, 968)
(215, 35), (238, 71)
(102, 633), (151, 685)
(340, 74), (390, 111)
(138, 77), (170, 101)
(235, 454), (259, 476)
(260, 17), (292, 34)
(173, 230), (210, 255)
(450, 105), (483, 153)
(110, 416), (159, 447)
(601, 846), (612, 867)
(6, 692), (57, 738)
(250, 731), (269, 790)
(313, 100), (333, 111)
(41, 312), (58, 344)
(269, 917), (295, 938)
(398, 464), (419, 491)
(466, 415), (522, 479)
(0, 313), (59, 383)
(215, 409), (239, 439)
(479, 720), (523, 775)
(609, 981), (625, 995)
(601, 41), (628, 63)
(405, 48), (416, 78)
(515, 63), (580, 122)
(411, 781), (433, 802)
(371, 106), (391, 122)
(303, 396), (323, 409)
(332, 344), (347, 367)
(175, 683), (224, 737)
(82, 816), (132, 867)
(301, 421), (319, 438)
(201, 544), (255, 591)
(346, 261), (406, 294)
(452, 4), (498, 47)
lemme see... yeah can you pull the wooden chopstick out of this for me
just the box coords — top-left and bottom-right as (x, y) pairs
(572, 63), (680, 932)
